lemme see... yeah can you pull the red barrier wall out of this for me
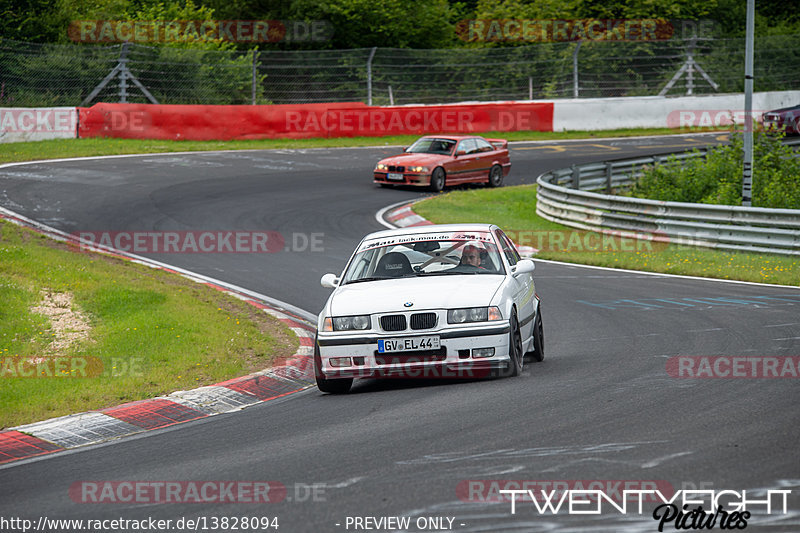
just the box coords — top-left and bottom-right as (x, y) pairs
(78, 101), (553, 141)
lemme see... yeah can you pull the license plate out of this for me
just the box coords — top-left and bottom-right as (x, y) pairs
(378, 336), (440, 353)
(387, 172), (404, 181)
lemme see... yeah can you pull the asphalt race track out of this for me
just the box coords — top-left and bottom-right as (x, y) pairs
(1, 133), (799, 532)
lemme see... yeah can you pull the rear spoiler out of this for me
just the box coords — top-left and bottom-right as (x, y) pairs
(486, 138), (508, 150)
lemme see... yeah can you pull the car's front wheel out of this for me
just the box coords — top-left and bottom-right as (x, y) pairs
(429, 167), (446, 192)
(504, 311), (524, 377)
(314, 336), (353, 394)
(488, 165), (504, 188)
(526, 308), (545, 362)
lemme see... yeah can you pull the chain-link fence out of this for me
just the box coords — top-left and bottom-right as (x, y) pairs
(1, 35), (798, 107)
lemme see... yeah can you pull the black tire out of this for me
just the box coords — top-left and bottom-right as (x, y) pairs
(314, 335), (353, 394)
(527, 308), (545, 362)
(488, 165), (504, 188)
(429, 167), (446, 192)
(504, 311), (524, 377)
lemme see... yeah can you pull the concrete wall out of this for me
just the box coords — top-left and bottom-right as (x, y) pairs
(552, 91), (800, 131)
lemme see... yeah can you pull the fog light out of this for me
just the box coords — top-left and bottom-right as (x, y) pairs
(330, 357), (352, 367)
(472, 348), (495, 359)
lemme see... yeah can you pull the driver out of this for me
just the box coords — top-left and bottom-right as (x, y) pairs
(459, 243), (483, 268)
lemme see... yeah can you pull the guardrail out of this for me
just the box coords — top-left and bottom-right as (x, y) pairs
(535, 140), (800, 255)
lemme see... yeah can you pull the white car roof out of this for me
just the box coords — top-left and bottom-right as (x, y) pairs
(363, 223), (499, 242)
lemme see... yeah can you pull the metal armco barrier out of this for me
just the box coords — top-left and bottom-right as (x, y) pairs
(536, 144), (800, 255)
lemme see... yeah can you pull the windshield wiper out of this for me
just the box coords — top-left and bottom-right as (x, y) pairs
(416, 271), (476, 276)
(344, 276), (390, 285)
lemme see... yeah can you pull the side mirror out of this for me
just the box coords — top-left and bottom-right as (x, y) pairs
(402, 146), (408, 152)
(320, 273), (339, 288)
(455, 150), (466, 157)
(512, 259), (535, 276)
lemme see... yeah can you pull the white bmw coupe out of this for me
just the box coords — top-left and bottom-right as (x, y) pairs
(315, 224), (544, 394)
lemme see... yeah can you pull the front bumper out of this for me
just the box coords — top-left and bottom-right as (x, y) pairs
(373, 171), (430, 187)
(317, 322), (511, 379)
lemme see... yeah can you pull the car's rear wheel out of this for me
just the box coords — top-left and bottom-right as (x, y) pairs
(504, 311), (524, 377)
(488, 165), (504, 188)
(314, 336), (353, 394)
(429, 167), (446, 192)
(527, 308), (545, 362)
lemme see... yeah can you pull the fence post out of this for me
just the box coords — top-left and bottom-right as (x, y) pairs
(605, 162), (613, 193)
(118, 42), (129, 103)
(573, 40), (581, 98)
(252, 50), (259, 105)
(388, 85), (394, 105)
(366, 47), (377, 105)
(528, 76), (532, 100)
(571, 164), (580, 189)
(81, 41), (159, 106)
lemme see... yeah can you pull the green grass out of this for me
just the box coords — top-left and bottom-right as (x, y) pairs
(0, 220), (299, 428)
(0, 127), (725, 165)
(413, 185), (800, 286)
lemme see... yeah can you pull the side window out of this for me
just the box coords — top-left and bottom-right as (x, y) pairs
(474, 138), (493, 152)
(458, 139), (477, 155)
(496, 231), (520, 266)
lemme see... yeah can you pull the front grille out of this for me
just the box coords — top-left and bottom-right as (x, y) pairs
(410, 312), (437, 330)
(374, 347), (447, 365)
(380, 314), (407, 331)
(388, 165), (405, 172)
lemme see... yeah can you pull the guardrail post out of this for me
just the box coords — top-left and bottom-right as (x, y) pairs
(605, 162), (613, 193)
(571, 164), (580, 189)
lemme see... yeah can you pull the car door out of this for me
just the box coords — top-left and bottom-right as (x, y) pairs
(450, 139), (480, 182)
(472, 138), (496, 182)
(496, 229), (536, 344)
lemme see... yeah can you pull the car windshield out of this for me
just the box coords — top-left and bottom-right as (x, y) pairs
(405, 138), (456, 155)
(342, 233), (505, 284)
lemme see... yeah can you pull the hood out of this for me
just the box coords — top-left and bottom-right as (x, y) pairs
(378, 153), (450, 167)
(328, 275), (503, 316)
(764, 104), (800, 116)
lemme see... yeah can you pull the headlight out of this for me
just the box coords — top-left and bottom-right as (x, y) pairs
(407, 166), (429, 173)
(447, 306), (502, 324)
(376, 163), (388, 171)
(330, 315), (371, 331)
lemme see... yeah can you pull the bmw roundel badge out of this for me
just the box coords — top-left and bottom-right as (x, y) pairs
(404, 302), (413, 307)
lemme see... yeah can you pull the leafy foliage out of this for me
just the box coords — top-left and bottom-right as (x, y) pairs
(628, 128), (800, 209)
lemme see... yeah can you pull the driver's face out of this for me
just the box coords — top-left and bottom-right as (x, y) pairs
(462, 250), (481, 266)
